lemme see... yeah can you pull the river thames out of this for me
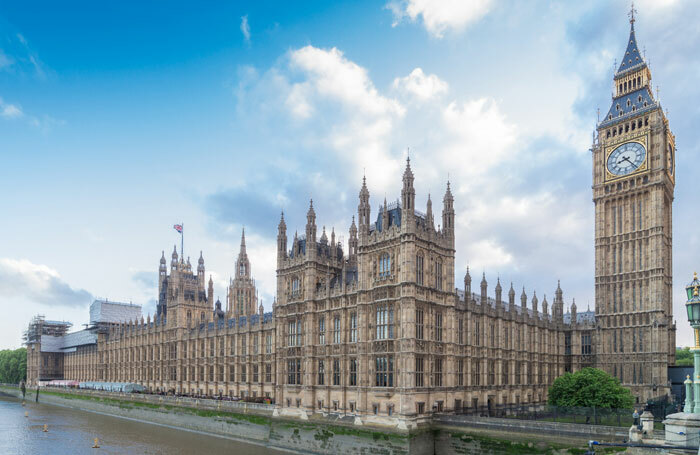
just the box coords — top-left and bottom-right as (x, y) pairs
(0, 395), (284, 454)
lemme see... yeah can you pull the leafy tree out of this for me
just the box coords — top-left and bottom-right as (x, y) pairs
(548, 367), (634, 409)
(676, 347), (694, 366)
(0, 348), (27, 384)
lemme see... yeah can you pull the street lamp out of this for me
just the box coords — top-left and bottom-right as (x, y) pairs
(685, 272), (700, 413)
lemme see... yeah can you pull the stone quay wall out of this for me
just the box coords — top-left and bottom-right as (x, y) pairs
(1, 385), (642, 454)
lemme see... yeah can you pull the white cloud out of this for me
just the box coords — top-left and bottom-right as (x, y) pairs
(393, 67), (448, 101)
(0, 258), (93, 307)
(0, 97), (23, 119)
(240, 15), (251, 43)
(388, 0), (492, 38)
(468, 239), (514, 268)
(231, 42), (592, 309)
(439, 98), (517, 183)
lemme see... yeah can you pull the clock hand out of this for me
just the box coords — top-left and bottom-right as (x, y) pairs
(618, 156), (634, 166)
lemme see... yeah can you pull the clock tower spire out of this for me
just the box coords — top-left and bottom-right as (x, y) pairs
(592, 8), (676, 401)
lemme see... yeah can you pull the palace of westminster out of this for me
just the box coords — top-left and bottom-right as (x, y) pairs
(25, 16), (678, 422)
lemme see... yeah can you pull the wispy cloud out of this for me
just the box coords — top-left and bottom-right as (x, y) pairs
(0, 49), (14, 71)
(0, 258), (93, 307)
(387, 0), (492, 38)
(240, 15), (251, 43)
(0, 98), (23, 119)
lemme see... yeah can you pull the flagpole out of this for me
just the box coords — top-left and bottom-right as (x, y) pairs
(181, 222), (184, 261)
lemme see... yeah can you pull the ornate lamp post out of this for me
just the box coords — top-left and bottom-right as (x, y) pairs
(685, 272), (700, 413)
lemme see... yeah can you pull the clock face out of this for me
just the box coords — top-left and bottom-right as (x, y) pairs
(607, 142), (646, 176)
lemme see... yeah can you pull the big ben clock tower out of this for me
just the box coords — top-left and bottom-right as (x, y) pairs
(593, 9), (676, 401)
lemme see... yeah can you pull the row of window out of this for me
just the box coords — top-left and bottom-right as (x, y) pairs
(610, 280), (646, 314)
(610, 199), (644, 235)
(286, 356), (557, 388)
(103, 363), (274, 383)
(611, 328), (644, 353)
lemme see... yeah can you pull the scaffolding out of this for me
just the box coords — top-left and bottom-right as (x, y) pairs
(23, 315), (72, 345)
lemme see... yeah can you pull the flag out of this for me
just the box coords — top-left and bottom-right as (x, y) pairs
(173, 224), (183, 234)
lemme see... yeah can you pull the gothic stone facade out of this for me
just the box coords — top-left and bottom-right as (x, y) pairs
(593, 18), (676, 400)
(25, 15), (673, 421)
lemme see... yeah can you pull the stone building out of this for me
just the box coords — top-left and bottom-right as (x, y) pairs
(273, 160), (583, 423)
(24, 12), (675, 423)
(592, 13), (676, 400)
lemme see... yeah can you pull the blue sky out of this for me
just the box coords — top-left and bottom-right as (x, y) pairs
(1, 0), (699, 348)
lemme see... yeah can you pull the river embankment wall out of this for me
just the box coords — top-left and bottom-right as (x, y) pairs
(0, 385), (644, 454)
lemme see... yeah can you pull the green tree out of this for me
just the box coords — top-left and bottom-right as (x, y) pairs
(0, 348), (27, 384)
(676, 347), (694, 366)
(548, 367), (634, 409)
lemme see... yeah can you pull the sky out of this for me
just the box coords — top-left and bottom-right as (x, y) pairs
(1, 0), (699, 349)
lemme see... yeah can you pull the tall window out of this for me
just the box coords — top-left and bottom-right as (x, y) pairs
(287, 358), (301, 385)
(416, 254), (424, 285)
(458, 318), (464, 344)
(490, 323), (495, 347)
(619, 245), (623, 273)
(253, 335), (259, 354)
(253, 365), (259, 383)
(581, 333), (593, 355)
(241, 365), (247, 382)
(632, 283), (636, 310)
(416, 309), (424, 340)
(375, 356), (394, 387)
(288, 319), (302, 346)
(415, 356), (424, 387)
(435, 312), (443, 342)
(434, 357), (443, 387)
(457, 359), (464, 386)
(291, 277), (300, 296)
(488, 361), (495, 385)
(376, 304), (394, 340)
(333, 359), (340, 386)
(472, 361), (480, 386)
(502, 361), (509, 385)
(349, 358), (357, 386)
(319, 317), (325, 345)
(435, 259), (443, 290)
(350, 313), (357, 343)
(474, 320), (480, 346)
(379, 253), (391, 278)
(612, 204), (617, 234)
(241, 336), (246, 355)
(333, 316), (341, 344)
(504, 325), (509, 349)
(266, 334), (272, 354)
(318, 360), (325, 385)
(265, 363), (272, 382)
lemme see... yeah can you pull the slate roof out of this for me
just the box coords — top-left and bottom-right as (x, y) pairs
(616, 25), (645, 76)
(600, 86), (657, 128)
(563, 310), (596, 325)
(40, 329), (97, 353)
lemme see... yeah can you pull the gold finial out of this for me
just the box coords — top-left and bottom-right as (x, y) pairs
(93, 438), (100, 448)
(694, 271), (698, 280)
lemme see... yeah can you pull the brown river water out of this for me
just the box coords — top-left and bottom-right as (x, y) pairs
(0, 395), (284, 454)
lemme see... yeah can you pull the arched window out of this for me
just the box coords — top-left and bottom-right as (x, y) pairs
(187, 311), (192, 325)
(291, 276), (300, 296)
(416, 253), (424, 285)
(239, 263), (246, 276)
(379, 253), (391, 278)
(435, 259), (443, 290)
(201, 312), (205, 322)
